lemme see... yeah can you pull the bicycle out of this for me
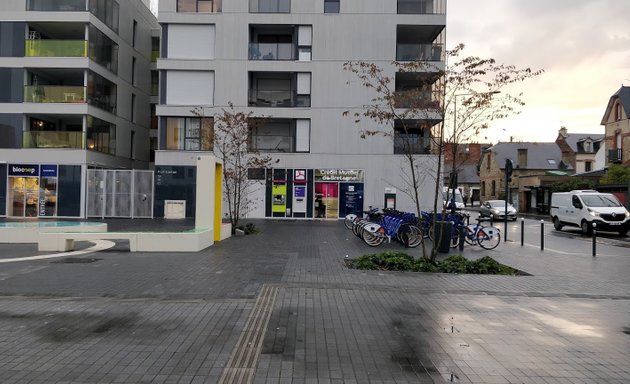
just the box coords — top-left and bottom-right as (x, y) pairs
(460, 217), (501, 250)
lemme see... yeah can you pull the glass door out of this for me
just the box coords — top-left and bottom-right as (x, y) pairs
(25, 177), (40, 217)
(314, 182), (339, 218)
(8, 177), (40, 217)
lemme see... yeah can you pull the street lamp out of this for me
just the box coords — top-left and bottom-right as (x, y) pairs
(449, 90), (501, 212)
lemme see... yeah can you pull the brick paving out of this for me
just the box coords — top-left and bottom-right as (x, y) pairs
(0, 218), (629, 383)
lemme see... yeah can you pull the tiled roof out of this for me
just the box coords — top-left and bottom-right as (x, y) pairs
(487, 142), (572, 170)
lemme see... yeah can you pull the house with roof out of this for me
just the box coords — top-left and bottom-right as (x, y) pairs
(601, 86), (630, 166)
(479, 142), (572, 213)
(443, 142), (491, 205)
(555, 127), (605, 173)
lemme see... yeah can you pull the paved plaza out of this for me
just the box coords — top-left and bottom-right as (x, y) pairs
(0, 218), (629, 383)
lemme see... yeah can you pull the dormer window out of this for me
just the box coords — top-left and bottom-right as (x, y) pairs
(547, 159), (556, 166)
(584, 140), (592, 153)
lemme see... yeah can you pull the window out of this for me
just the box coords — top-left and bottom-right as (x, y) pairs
(547, 159), (556, 165)
(165, 117), (213, 151)
(584, 161), (592, 172)
(132, 20), (137, 48)
(615, 103), (622, 121)
(481, 181), (486, 196)
(584, 140), (592, 153)
(250, 0), (290, 13)
(486, 154), (491, 170)
(393, 122), (431, 154)
(491, 180), (496, 196)
(131, 94), (136, 123)
(249, 120), (304, 153)
(131, 57), (136, 86)
(324, 0), (339, 13)
(130, 130), (135, 159)
(177, 0), (221, 12)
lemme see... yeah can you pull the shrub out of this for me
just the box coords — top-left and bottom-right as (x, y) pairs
(437, 255), (471, 274)
(411, 257), (439, 273)
(469, 256), (514, 274)
(235, 223), (260, 235)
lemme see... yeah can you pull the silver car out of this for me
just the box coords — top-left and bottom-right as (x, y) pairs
(480, 200), (517, 221)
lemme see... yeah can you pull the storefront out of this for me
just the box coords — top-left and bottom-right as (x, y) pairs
(3, 163), (81, 218)
(265, 168), (364, 219)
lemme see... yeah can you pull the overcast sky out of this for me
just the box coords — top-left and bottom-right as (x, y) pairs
(448, 0), (630, 143)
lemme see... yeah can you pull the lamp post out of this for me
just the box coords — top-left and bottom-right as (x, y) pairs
(450, 91), (501, 212)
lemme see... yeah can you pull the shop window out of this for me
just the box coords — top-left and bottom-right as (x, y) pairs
(165, 117), (213, 151)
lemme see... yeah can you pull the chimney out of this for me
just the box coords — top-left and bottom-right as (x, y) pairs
(558, 126), (568, 138)
(517, 148), (528, 168)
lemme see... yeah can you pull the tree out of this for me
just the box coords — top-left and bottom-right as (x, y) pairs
(600, 164), (630, 185)
(194, 104), (277, 231)
(343, 44), (543, 260)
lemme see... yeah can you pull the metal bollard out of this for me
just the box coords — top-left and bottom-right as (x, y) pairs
(521, 218), (525, 247)
(592, 222), (597, 257)
(540, 219), (544, 251)
(459, 227), (465, 252)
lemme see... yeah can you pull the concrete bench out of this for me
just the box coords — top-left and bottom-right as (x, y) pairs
(38, 228), (216, 253)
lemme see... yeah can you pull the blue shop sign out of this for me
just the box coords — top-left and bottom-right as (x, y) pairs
(41, 164), (58, 177)
(9, 164), (39, 177)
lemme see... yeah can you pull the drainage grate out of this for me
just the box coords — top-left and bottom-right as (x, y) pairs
(52, 257), (101, 264)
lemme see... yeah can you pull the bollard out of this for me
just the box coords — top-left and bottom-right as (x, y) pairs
(459, 227), (465, 252)
(592, 222), (597, 257)
(540, 219), (545, 251)
(521, 218), (525, 247)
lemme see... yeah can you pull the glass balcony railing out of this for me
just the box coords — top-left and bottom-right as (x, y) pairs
(248, 89), (310, 107)
(27, 0), (87, 11)
(23, 131), (85, 149)
(394, 90), (441, 109)
(394, 135), (433, 154)
(396, 43), (443, 62)
(151, 50), (159, 62)
(24, 86), (87, 103)
(248, 43), (295, 60)
(25, 39), (88, 57)
(397, 0), (446, 14)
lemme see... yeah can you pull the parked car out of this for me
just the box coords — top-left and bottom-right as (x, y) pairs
(480, 200), (517, 221)
(442, 187), (465, 210)
(550, 190), (630, 236)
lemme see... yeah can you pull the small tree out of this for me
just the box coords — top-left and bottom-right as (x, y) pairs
(343, 44), (543, 260)
(600, 164), (630, 185)
(194, 103), (277, 230)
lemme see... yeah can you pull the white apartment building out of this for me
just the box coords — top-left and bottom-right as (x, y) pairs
(0, 0), (158, 218)
(155, 0), (446, 219)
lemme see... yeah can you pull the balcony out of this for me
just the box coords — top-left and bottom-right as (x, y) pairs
(394, 135), (433, 155)
(609, 149), (623, 163)
(249, 43), (295, 61)
(24, 86), (87, 103)
(27, 0), (86, 11)
(394, 90), (441, 109)
(25, 39), (88, 57)
(248, 89), (310, 108)
(397, 0), (446, 14)
(396, 43), (443, 62)
(23, 131), (84, 149)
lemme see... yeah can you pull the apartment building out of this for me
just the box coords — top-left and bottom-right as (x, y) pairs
(155, 0), (446, 219)
(0, 0), (158, 218)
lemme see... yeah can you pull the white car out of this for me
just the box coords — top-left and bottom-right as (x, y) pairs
(480, 200), (517, 221)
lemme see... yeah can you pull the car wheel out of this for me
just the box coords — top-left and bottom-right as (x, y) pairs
(553, 217), (563, 231)
(581, 221), (592, 236)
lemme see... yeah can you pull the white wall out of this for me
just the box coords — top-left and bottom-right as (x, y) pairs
(167, 24), (215, 59)
(166, 70), (214, 105)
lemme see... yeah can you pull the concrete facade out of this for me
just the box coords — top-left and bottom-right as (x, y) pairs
(155, 0), (446, 218)
(0, 0), (158, 218)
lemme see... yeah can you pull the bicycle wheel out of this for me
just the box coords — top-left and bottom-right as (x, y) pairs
(463, 226), (475, 245)
(449, 227), (460, 248)
(362, 229), (386, 247)
(406, 225), (424, 248)
(478, 227), (501, 250)
(344, 215), (356, 230)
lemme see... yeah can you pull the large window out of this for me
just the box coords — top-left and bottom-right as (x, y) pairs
(89, 25), (119, 74)
(165, 117), (213, 151)
(87, 71), (117, 113)
(248, 119), (310, 153)
(250, 0), (290, 13)
(324, 0), (339, 13)
(89, 0), (120, 32)
(87, 116), (116, 155)
(178, 0), (222, 12)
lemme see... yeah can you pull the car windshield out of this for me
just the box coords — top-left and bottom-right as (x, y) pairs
(581, 194), (622, 208)
(489, 201), (510, 208)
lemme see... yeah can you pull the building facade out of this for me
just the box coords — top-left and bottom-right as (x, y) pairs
(601, 86), (630, 167)
(155, 0), (446, 219)
(0, 0), (158, 218)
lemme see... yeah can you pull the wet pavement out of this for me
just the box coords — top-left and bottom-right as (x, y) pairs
(0, 218), (629, 383)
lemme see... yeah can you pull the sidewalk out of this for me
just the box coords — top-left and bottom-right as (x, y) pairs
(0, 219), (628, 384)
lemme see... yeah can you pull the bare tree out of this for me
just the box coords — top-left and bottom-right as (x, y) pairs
(194, 103), (277, 230)
(343, 44), (543, 260)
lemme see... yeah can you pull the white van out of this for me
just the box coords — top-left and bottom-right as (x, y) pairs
(442, 187), (465, 210)
(550, 190), (630, 236)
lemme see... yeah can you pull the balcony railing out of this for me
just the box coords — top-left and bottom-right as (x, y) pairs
(394, 90), (441, 109)
(151, 49), (159, 62)
(248, 89), (310, 107)
(24, 86), (87, 103)
(23, 131), (84, 149)
(27, 0), (86, 11)
(397, 0), (446, 14)
(25, 39), (88, 57)
(609, 148), (623, 163)
(248, 43), (295, 60)
(394, 135), (433, 154)
(396, 43), (443, 62)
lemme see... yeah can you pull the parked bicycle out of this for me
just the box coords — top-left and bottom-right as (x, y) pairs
(344, 208), (423, 248)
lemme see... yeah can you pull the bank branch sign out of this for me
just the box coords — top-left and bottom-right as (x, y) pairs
(315, 169), (364, 182)
(9, 164), (39, 176)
